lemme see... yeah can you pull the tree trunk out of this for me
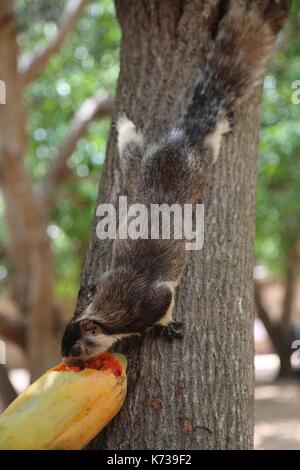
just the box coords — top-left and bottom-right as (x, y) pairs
(256, 312), (293, 380)
(255, 247), (298, 381)
(0, 365), (17, 410)
(78, 0), (263, 449)
(276, 339), (293, 379)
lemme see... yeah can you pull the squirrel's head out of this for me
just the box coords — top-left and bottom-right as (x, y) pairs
(61, 269), (173, 365)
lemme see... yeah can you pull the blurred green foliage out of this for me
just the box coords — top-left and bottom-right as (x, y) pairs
(16, 0), (119, 297)
(257, 0), (300, 275)
(0, 0), (299, 300)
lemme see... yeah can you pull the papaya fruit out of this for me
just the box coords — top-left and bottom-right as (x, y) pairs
(0, 353), (127, 450)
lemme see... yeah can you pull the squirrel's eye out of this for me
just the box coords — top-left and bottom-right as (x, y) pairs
(81, 321), (99, 335)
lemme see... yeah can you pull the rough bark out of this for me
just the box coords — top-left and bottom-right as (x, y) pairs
(76, 0), (264, 450)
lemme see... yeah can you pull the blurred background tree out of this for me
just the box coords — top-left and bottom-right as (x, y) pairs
(14, 0), (119, 298)
(0, 0), (299, 407)
(0, 0), (118, 395)
(255, 0), (300, 379)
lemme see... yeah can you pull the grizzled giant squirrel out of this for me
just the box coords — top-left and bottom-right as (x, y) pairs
(61, 1), (290, 364)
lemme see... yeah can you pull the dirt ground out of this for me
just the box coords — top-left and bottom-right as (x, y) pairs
(255, 354), (300, 450)
(255, 382), (300, 449)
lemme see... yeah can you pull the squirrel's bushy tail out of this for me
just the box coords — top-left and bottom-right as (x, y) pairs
(181, 0), (290, 145)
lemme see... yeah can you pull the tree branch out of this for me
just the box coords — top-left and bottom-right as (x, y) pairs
(38, 91), (113, 213)
(0, 312), (26, 349)
(0, 365), (17, 409)
(18, 0), (90, 85)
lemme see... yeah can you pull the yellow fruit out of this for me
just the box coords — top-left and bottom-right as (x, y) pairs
(0, 353), (127, 450)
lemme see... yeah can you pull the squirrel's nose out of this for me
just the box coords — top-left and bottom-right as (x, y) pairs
(61, 321), (81, 357)
(70, 345), (82, 357)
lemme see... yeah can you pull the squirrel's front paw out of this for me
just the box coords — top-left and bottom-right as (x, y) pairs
(156, 321), (184, 341)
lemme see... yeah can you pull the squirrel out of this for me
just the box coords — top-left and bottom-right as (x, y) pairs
(61, 1), (290, 365)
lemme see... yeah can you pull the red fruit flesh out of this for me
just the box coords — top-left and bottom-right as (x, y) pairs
(53, 353), (122, 377)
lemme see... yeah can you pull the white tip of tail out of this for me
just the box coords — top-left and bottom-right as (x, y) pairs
(205, 118), (230, 164)
(117, 115), (144, 154)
